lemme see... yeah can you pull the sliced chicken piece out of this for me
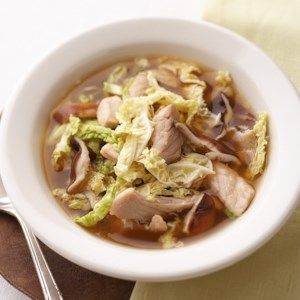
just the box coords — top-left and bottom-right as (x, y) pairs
(148, 215), (168, 232)
(151, 104), (183, 163)
(100, 143), (119, 162)
(97, 96), (122, 129)
(67, 137), (90, 194)
(110, 188), (197, 222)
(129, 72), (149, 97)
(206, 162), (255, 216)
(176, 123), (240, 165)
(53, 102), (98, 123)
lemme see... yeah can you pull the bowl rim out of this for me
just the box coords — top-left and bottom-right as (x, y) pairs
(1, 17), (300, 281)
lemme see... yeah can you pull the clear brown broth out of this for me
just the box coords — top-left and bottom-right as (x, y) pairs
(43, 56), (256, 248)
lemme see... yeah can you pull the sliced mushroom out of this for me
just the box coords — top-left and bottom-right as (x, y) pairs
(183, 193), (204, 233)
(214, 93), (233, 140)
(175, 122), (241, 165)
(183, 194), (216, 234)
(67, 137), (90, 194)
(53, 102), (98, 123)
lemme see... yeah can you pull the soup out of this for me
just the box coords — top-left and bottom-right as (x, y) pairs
(43, 56), (268, 249)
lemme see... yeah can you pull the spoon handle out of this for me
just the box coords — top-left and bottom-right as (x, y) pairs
(16, 215), (63, 300)
(0, 112), (62, 299)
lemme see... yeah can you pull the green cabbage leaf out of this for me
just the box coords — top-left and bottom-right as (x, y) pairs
(136, 181), (192, 201)
(107, 65), (127, 84)
(246, 112), (268, 179)
(75, 177), (127, 227)
(77, 120), (123, 151)
(114, 111), (153, 176)
(139, 149), (214, 188)
(51, 116), (81, 171)
(103, 81), (123, 95)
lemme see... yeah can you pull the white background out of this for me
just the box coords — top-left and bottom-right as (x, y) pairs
(0, 0), (204, 298)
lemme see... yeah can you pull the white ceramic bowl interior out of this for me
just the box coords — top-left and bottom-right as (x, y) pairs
(1, 18), (300, 281)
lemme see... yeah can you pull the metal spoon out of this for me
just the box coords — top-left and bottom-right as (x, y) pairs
(0, 189), (63, 299)
(0, 149), (63, 298)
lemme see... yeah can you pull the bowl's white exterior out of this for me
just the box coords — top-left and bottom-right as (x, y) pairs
(1, 18), (300, 281)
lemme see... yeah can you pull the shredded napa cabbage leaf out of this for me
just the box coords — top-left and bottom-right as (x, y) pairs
(116, 93), (150, 125)
(103, 81), (123, 96)
(216, 70), (232, 86)
(75, 177), (127, 227)
(114, 111), (153, 176)
(78, 94), (92, 103)
(117, 72), (202, 126)
(158, 219), (183, 249)
(95, 158), (115, 175)
(139, 148), (214, 188)
(51, 116), (81, 171)
(168, 153), (214, 186)
(246, 112), (268, 179)
(88, 172), (106, 195)
(134, 57), (150, 69)
(158, 59), (202, 83)
(86, 139), (101, 155)
(107, 65), (127, 84)
(87, 172), (115, 196)
(136, 181), (192, 201)
(224, 209), (237, 219)
(76, 120), (124, 151)
(121, 162), (154, 183)
(138, 148), (171, 185)
(53, 189), (90, 211)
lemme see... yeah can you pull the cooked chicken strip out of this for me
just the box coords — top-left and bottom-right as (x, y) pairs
(206, 162), (255, 216)
(97, 96), (122, 128)
(129, 72), (149, 97)
(151, 104), (183, 163)
(110, 187), (198, 222)
(67, 137), (90, 194)
(100, 143), (119, 162)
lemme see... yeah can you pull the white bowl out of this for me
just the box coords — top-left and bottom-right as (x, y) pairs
(1, 18), (300, 281)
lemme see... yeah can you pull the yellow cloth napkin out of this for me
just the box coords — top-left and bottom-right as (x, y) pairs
(131, 1), (300, 299)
